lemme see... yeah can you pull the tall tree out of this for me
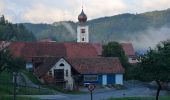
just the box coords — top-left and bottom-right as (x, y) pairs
(102, 41), (128, 67)
(0, 49), (12, 73)
(138, 40), (170, 100)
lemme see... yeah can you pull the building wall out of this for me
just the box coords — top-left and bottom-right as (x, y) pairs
(83, 74), (122, 85)
(128, 57), (137, 64)
(115, 74), (123, 85)
(49, 58), (74, 90)
(77, 26), (89, 43)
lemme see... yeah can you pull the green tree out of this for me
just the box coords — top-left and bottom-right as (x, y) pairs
(0, 49), (25, 74)
(138, 40), (170, 100)
(0, 49), (11, 73)
(102, 41), (128, 67)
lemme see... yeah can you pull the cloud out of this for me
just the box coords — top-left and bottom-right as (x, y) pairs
(0, 0), (170, 23)
(23, 4), (74, 23)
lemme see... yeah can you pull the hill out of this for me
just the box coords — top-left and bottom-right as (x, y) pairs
(23, 8), (170, 50)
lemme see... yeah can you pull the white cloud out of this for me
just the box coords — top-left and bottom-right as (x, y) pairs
(23, 4), (74, 23)
(0, 0), (170, 23)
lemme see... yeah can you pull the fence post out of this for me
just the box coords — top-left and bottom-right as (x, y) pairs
(39, 85), (40, 92)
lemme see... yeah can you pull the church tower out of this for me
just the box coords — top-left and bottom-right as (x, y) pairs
(77, 9), (89, 43)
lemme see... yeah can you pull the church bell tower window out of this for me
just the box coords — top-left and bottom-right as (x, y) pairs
(81, 29), (85, 33)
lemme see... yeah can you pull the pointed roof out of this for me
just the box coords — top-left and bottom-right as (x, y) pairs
(78, 9), (87, 23)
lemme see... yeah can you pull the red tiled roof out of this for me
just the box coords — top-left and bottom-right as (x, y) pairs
(9, 42), (25, 57)
(67, 57), (124, 74)
(8, 42), (100, 61)
(121, 43), (135, 56)
(22, 42), (66, 60)
(33, 57), (124, 77)
(92, 43), (102, 56)
(64, 43), (98, 58)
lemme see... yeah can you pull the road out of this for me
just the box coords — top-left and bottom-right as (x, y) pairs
(23, 81), (169, 100)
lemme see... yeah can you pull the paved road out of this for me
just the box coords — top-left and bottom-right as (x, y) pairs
(24, 81), (169, 100)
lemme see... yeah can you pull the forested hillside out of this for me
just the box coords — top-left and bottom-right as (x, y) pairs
(0, 15), (36, 41)
(23, 9), (170, 50)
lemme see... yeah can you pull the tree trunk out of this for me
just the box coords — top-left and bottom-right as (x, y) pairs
(156, 80), (162, 100)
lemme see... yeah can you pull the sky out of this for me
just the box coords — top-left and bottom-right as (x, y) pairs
(0, 0), (170, 23)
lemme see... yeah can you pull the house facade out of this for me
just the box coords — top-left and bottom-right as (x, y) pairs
(33, 57), (124, 90)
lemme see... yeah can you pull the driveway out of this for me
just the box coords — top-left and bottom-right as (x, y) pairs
(23, 81), (169, 100)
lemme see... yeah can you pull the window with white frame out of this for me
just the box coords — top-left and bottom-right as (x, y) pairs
(84, 75), (98, 81)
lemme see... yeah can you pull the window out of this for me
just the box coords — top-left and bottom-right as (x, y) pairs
(60, 63), (64, 67)
(82, 38), (85, 41)
(81, 29), (85, 33)
(84, 75), (98, 82)
(132, 58), (136, 60)
(49, 70), (52, 76)
(66, 70), (68, 77)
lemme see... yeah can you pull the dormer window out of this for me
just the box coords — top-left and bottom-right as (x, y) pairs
(60, 63), (64, 67)
(81, 29), (85, 33)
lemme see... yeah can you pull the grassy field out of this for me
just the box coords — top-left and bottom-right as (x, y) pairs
(0, 70), (13, 94)
(0, 95), (40, 100)
(106, 97), (170, 100)
(0, 70), (55, 95)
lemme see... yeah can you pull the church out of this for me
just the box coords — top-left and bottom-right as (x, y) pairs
(0, 9), (128, 90)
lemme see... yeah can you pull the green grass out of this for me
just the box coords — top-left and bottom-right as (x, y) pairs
(0, 70), (55, 95)
(0, 95), (40, 100)
(17, 87), (55, 95)
(106, 97), (170, 100)
(0, 70), (13, 94)
(22, 70), (41, 84)
(44, 85), (87, 94)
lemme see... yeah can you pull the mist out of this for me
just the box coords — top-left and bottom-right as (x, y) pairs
(126, 26), (170, 51)
(53, 21), (76, 37)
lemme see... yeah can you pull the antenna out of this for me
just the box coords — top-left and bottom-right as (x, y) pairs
(82, 0), (84, 10)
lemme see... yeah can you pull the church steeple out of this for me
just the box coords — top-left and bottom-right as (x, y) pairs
(78, 9), (87, 24)
(77, 8), (89, 43)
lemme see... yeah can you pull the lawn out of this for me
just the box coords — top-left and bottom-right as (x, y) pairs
(106, 97), (170, 100)
(0, 95), (40, 100)
(0, 70), (13, 94)
(0, 70), (55, 95)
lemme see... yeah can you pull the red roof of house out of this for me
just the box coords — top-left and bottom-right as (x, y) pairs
(64, 43), (98, 58)
(121, 43), (135, 57)
(33, 57), (124, 77)
(92, 43), (102, 56)
(67, 57), (124, 74)
(9, 42), (25, 57)
(8, 42), (100, 61)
